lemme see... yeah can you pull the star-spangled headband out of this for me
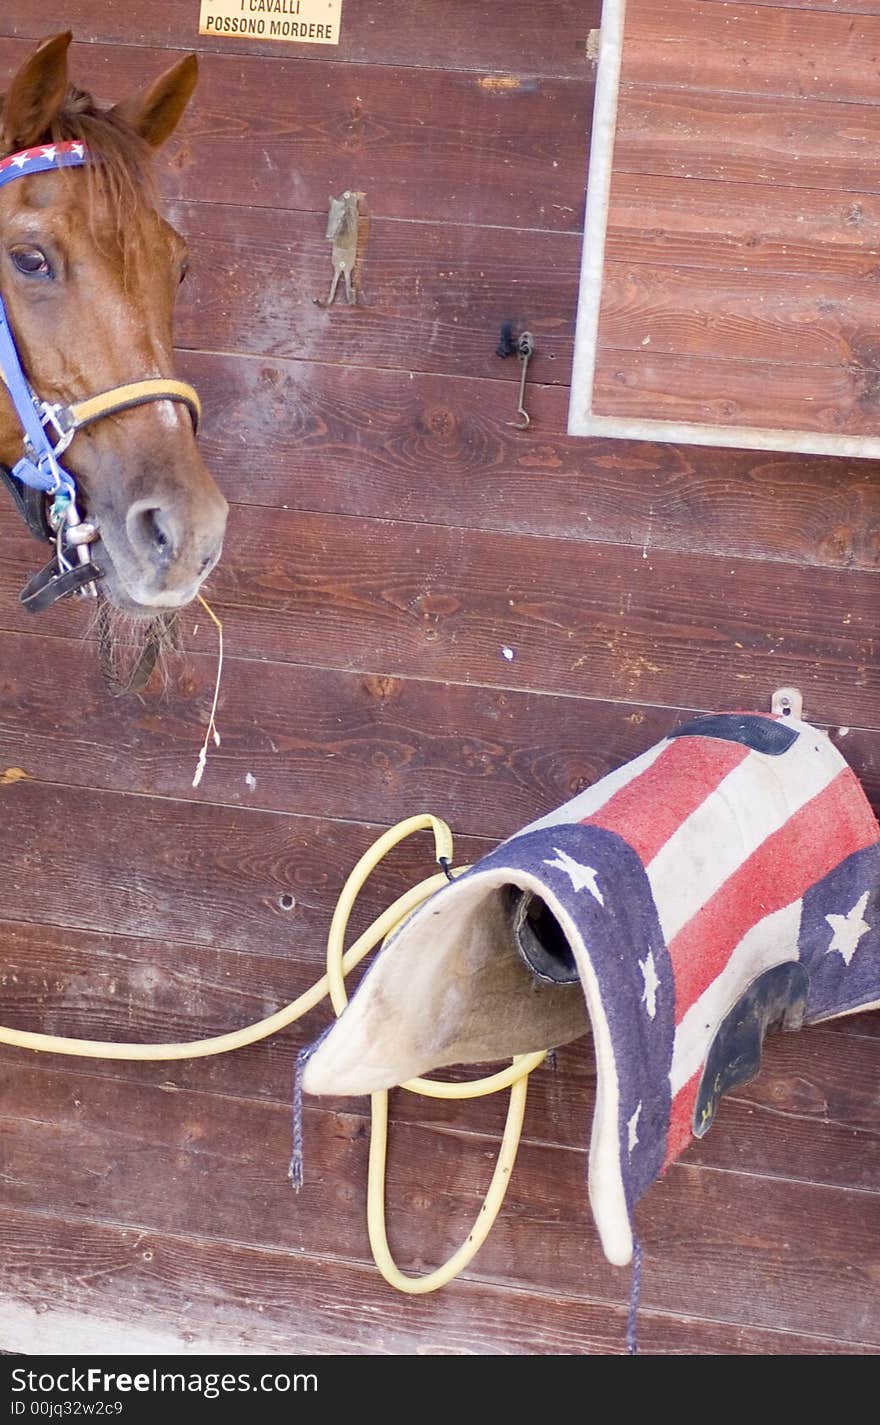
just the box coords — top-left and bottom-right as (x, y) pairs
(0, 141), (87, 189)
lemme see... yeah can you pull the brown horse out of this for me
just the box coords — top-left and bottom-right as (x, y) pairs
(0, 33), (227, 620)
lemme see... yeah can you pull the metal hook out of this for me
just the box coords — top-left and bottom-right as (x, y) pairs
(510, 332), (534, 429)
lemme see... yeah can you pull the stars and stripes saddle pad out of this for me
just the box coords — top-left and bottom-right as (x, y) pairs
(306, 710), (880, 1266)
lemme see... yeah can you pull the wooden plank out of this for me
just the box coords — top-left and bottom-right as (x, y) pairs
(0, 915), (875, 1194)
(169, 194), (880, 378)
(592, 343), (880, 436)
(2, 507), (878, 730)
(636, 1160), (880, 1342)
(1, 628), (878, 838)
(0, 777), (491, 958)
(169, 200), (580, 382)
(700, 0), (880, 13)
(826, 1008), (880, 1039)
(623, 0), (880, 107)
(606, 172), (880, 283)
(598, 258), (880, 371)
(0, 631), (693, 841)
(171, 351), (880, 574)
(186, 509), (880, 729)
(615, 82), (880, 198)
(1, 1063), (877, 1343)
(0, 2), (599, 80)
(3, 344), (880, 572)
(1, 1205), (863, 1356)
(0, 37), (592, 230)
(0, 917), (320, 1105)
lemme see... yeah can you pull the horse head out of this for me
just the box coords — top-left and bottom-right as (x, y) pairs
(0, 33), (227, 618)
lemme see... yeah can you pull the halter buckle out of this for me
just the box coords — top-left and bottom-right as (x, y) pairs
(39, 401), (77, 456)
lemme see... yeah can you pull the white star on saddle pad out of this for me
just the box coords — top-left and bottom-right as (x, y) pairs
(825, 891), (871, 967)
(639, 949), (661, 1019)
(627, 1102), (642, 1154)
(543, 847), (604, 904)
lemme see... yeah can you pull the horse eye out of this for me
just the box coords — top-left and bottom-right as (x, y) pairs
(10, 246), (52, 278)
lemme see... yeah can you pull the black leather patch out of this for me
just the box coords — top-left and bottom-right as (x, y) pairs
(694, 961), (809, 1138)
(671, 713), (798, 756)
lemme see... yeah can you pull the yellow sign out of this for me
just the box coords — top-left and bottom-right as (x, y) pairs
(199, 0), (342, 46)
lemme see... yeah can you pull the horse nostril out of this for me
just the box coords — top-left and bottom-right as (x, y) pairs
(124, 496), (224, 590)
(126, 502), (177, 567)
(198, 533), (224, 579)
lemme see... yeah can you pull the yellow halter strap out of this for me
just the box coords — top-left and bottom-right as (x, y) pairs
(45, 377), (201, 451)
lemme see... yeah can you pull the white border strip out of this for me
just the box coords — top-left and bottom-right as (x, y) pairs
(569, 410), (880, 460)
(566, 0), (880, 460)
(567, 0), (627, 438)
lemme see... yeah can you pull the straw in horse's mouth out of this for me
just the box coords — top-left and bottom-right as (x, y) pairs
(74, 515), (202, 692)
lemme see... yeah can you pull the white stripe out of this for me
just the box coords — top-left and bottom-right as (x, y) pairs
(669, 900), (803, 1096)
(647, 729), (844, 945)
(513, 737), (670, 840)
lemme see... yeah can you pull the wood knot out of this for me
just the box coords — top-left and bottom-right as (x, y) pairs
(428, 408), (456, 438)
(362, 673), (402, 703)
(416, 591), (459, 618)
(819, 525), (856, 567)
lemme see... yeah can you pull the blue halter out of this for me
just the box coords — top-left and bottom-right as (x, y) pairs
(0, 142), (88, 504)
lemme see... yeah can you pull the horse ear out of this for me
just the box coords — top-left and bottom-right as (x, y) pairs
(110, 54), (198, 149)
(1, 31), (72, 151)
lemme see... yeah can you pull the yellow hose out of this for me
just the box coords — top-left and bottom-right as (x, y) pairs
(324, 815), (545, 1292)
(0, 813), (546, 1292)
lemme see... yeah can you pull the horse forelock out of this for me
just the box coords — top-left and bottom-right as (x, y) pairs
(0, 83), (163, 268)
(57, 87), (162, 264)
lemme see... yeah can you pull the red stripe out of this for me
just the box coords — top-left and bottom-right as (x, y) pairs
(582, 735), (750, 864)
(668, 767), (879, 1020)
(664, 1073), (701, 1169)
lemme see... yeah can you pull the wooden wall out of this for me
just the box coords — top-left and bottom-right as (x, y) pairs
(0, 2), (877, 1355)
